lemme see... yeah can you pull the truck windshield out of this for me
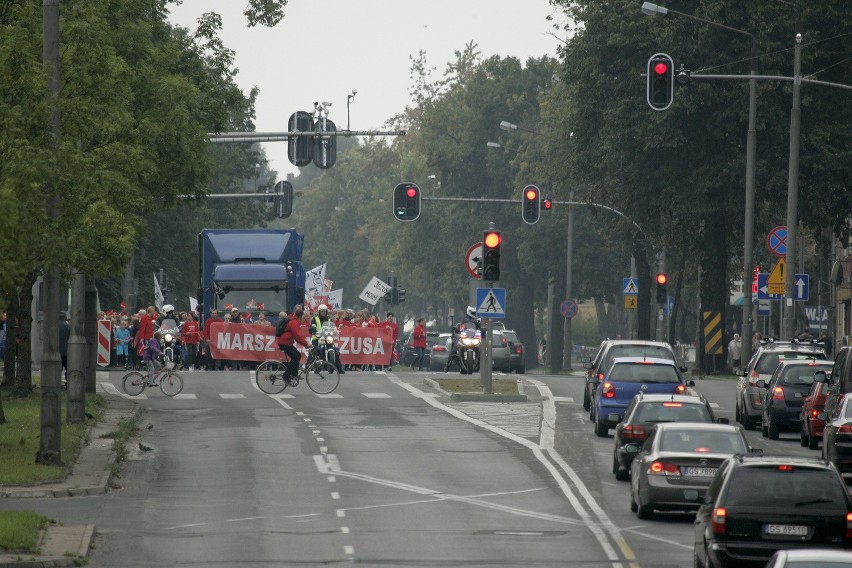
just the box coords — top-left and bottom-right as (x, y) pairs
(217, 290), (288, 315)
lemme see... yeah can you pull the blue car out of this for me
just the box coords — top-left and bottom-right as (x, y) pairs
(592, 356), (695, 437)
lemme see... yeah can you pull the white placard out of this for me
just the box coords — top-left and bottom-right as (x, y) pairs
(358, 277), (392, 306)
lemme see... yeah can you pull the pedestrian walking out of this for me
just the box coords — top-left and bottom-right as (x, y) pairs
(411, 318), (427, 371)
(728, 333), (742, 374)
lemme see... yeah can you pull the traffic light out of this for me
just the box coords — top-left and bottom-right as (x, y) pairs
(647, 53), (674, 111)
(656, 273), (668, 304)
(393, 183), (421, 221)
(384, 289), (392, 303)
(482, 230), (502, 281)
(521, 185), (540, 225)
(397, 287), (406, 303)
(274, 180), (293, 219)
(391, 287), (399, 305)
(287, 110), (314, 167)
(542, 196), (553, 211)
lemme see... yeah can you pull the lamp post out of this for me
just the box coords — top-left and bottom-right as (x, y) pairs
(346, 88), (357, 131)
(642, 2), (758, 357)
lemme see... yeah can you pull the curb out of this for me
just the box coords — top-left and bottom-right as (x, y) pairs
(424, 377), (530, 402)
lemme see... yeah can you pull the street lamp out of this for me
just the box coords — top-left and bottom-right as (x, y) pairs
(346, 88), (357, 131)
(499, 120), (541, 135)
(486, 141), (502, 148)
(642, 2), (758, 358)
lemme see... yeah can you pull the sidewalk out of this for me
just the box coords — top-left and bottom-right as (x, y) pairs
(0, 393), (139, 567)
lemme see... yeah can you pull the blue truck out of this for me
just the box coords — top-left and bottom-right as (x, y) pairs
(197, 228), (306, 324)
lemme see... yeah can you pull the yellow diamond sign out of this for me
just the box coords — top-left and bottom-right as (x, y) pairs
(767, 257), (786, 295)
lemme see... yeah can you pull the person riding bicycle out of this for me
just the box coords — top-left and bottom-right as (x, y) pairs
(276, 307), (310, 385)
(143, 331), (163, 385)
(444, 306), (481, 372)
(308, 304), (345, 374)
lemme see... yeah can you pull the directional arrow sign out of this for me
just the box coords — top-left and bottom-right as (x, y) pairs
(757, 272), (809, 301)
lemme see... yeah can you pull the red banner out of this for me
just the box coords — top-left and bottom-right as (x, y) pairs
(207, 323), (394, 365)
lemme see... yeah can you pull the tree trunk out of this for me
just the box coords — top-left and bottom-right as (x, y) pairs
(2, 292), (18, 387)
(11, 271), (36, 397)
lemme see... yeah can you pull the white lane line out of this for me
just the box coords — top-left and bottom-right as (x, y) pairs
(336, 509), (346, 518)
(363, 393), (392, 398)
(344, 545), (355, 555)
(275, 393), (296, 399)
(552, 396), (575, 403)
(620, 526), (691, 550)
(220, 394), (245, 399)
(173, 393), (197, 400)
(98, 382), (121, 395)
(710, 402), (721, 409)
(316, 393), (343, 399)
(317, 437), (325, 443)
(331, 492), (340, 500)
(340, 526), (350, 534)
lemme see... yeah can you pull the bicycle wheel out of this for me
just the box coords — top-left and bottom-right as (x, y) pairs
(122, 371), (147, 396)
(256, 360), (288, 394)
(159, 371), (184, 397)
(306, 360), (340, 394)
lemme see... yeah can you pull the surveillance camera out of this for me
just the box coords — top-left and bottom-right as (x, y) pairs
(313, 101), (319, 107)
(427, 175), (436, 180)
(351, 88), (358, 95)
(796, 32), (801, 42)
(322, 101), (333, 107)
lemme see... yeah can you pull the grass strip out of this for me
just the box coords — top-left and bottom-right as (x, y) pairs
(434, 378), (519, 395)
(0, 511), (49, 553)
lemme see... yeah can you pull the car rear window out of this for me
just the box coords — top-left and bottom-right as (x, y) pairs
(609, 363), (680, 383)
(636, 402), (711, 423)
(660, 430), (746, 454)
(757, 351), (825, 374)
(606, 345), (675, 364)
(780, 364), (832, 386)
(725, 467), (848, 510)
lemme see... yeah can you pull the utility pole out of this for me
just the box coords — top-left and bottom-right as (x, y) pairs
(37, 0), (63, 465)
(782, 34), (803, 339)
(563, 191), (575, 371)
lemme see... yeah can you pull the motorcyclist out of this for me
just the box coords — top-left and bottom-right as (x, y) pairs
(444, 306), (481, 372)
(156, 304), (183, 366)
(308, 304), (345, 374)
(156, 304), (181, 330)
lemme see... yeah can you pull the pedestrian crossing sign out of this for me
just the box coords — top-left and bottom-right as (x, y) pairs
(476, 288), (506, 318)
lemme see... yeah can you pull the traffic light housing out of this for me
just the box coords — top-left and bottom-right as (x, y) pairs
(521, 185), (540, 225)
(393, 183), (421, 221)
(656, 273), (668, 304)
(542, 196), (553, 211)
(397, 288), (406, 303)
(647, 53), (674, 111)
(482, 230), (502, 281)
(274, 180), (293, 219)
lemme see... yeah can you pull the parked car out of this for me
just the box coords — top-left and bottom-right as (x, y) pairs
(801, 379), (832, 449)
(492, 329), (525, 373)
(428, 333), (453, 371)
(765, 549), (852, 567)
(591, 356), (694, 437)
(581, 339), (682, 413)
(400, 330), (441, 368)
(759, 359), (834, 440)
(821, 393), (852, 481)
(693, 454), (852, 568)
(612, 393), (725, 481)
(821, 346), (852, 420)
(736, 338), (826, 430)
(629, 422), (752, 519)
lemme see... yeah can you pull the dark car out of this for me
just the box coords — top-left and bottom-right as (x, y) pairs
(492, 329), (525, 373)
(693, 455), (852, 568)
(801, 379), (832, 449)
(736, 338), (826, 430)
(759, 359), (834, 440)
(612, 393), (724, 481)
(591, 356), (694, 437)
(428, 333), (453, 371)
(821, 394), (852, 481)
(629, 422), (751, 519)
(400, 330), (440, 368)
(582, 340), (681, 414)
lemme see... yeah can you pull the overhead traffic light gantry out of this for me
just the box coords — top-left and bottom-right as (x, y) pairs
(392, 183), (421, 221)
(522, 185), (541, 225)
(647, 53), (674, 111)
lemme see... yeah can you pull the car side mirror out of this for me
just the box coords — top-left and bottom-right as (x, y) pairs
(607, 413), (622, 424)
(680, 365), (689, 373)
(716, 418), (730, 424)
(582, 361), (593, 370)
(817, 411), (829, 421)
(813, 371), (827, 383)
(625, 444), (640, 454)
(749, 447), (764, 454)
(683, 489), (700, 502)
(685, 380), (695, 387)
(580, 356), (592, 364)
(756, 379), (767, 388)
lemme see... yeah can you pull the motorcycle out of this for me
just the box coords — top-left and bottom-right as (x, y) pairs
(157, 318), (182, 368)
(311, 321), (340, 368)
(455, 322), (482, 375)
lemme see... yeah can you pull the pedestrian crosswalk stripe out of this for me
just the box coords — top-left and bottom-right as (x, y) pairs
(173, 394), (197, 400)
(552, 396), (574, 403)
(315, 393), (343, 399)
(220, 394), (245, 399)
(363, 393), (391, 398)
(274, 393), (295, 399)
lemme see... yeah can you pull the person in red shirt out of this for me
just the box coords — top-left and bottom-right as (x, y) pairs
(180, 313), (201, 371)
(411, 318), (427, 371)
(383, 312), (399, 372)
(277, 307), (310, 383)
(203, 309), (223, 370)
(135, 306), (156, 354)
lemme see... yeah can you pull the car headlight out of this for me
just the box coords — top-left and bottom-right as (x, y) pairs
(164, 333), (174, 343)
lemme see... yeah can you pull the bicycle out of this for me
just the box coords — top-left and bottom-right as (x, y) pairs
(255, 353), (340, 395)
(122, 362), (184, 397)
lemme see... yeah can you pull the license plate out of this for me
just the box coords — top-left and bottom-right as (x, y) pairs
(683, 467), (717, 478)
(764, 524), (808, 536)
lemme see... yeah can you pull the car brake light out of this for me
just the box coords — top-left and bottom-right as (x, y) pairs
(772, 387), (785, 401)
(662, 402), (683, 407)
(648, 461), (680, 476)
(838, 425), (852, 435)
(674, 384), (686, 394)
(602, 382), (616, 399)
(811, 409), (821, 418)
(846, 512), (852, 539)
(778, 465), (794, 471)
(515, 345), (523, 354)
(623, 425), (646, 441)
(712, 507), (727, 535)
(748, 371), (760, 386)
(432, 346), (446, 352)
(597, 372), (604, 381)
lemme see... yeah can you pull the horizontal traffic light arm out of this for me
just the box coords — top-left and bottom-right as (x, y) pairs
(208, 129), (407, 143)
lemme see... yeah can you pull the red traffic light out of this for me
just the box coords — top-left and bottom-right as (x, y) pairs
(406, 187), (417, 198)
(484, 231), (501, 248)
(656, 273), (668, 285)
(525, 188), (538, 201)
(654, 61), (668, 75)
(542, 197), (553, 210)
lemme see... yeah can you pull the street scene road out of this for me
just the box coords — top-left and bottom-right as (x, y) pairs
(0, 367), (829, 568)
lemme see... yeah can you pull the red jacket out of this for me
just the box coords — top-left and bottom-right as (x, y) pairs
(136, 314), (155, 347)
(412, 323), (427, 348)
(384, 320), (399, 342)
(203, 316), (222, 341)
(277, 317), (310, 348)
(181, 321), (201, 345)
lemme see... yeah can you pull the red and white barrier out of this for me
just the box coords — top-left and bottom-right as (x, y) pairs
(97, 319), (112, 367)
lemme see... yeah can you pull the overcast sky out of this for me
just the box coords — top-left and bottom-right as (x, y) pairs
(167, 1), (566, 180)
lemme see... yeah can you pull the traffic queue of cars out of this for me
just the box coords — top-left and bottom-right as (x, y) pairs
(583, 338), (852, 567)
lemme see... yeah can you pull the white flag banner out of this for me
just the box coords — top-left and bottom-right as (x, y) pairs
(327, 289), (343, 310)
(358, 277), (392, 306)
(323, 278), (334, 294)
(306, 264), (326, 296)
(189, 296), (198, 312)
(153, 274), (164, 310)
